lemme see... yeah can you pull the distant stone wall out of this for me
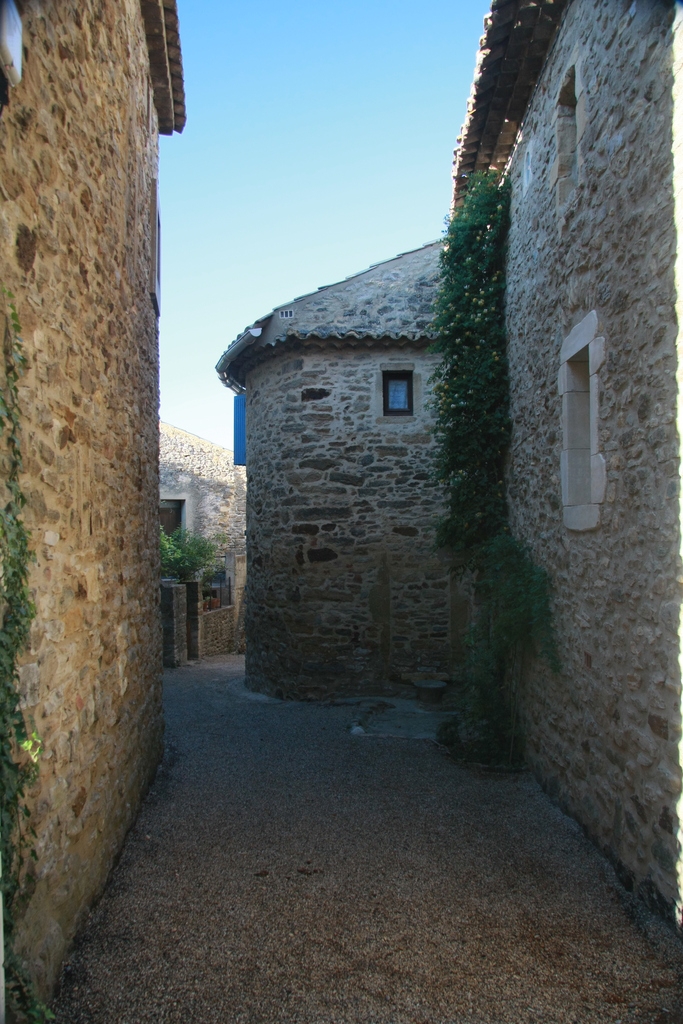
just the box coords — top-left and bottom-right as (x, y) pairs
(244, 343), (467, 698)
(2, 0), (167, 994)
(505, 0), (681, 916)
(159, 422), (246, 555)
(202, 605), (236, 658)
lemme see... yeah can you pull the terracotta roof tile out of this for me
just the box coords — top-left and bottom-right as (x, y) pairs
(452, 0), (569, 203)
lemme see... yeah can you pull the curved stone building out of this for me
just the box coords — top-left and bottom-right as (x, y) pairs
(217, 242), (467, 698)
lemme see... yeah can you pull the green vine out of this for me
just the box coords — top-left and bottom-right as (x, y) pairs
(0, 290), (52, 1022)
(431, 173), (558, 766)
(431, 171), (511, 551)
(438, 535), (560, 766)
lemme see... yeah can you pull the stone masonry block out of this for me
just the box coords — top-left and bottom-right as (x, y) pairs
(589, 336), (605, 374)
(560, 310), (599, 363)
(561, 448), (591, 506)
(562, 504), (600, 531)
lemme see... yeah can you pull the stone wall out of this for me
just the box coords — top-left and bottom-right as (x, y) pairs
(202, 605), (236, 658)
(161, 584), (236, 664)
(505, 0), (681, 917)
(244, 343), (466, 698)
(0, 0), (167, 994)
(234, 552), (247, 654)
(159, 422), (247, 556)
(161, 583), (187, 668)
(185, 581), (202, 661)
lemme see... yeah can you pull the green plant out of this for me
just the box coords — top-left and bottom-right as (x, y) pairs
(430, 174), (559, 767)
(430, 171), (511, 551)
(0, 290), (53, 1021)
(437, 535), (559, 767)
(160, 527), (219, 584)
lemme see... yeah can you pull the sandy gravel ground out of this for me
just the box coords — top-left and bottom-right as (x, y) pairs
(52, 656), (683, 1024)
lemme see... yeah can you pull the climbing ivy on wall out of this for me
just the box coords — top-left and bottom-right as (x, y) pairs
(431, 171), (511, 551)
(0, 290), (52, 1021)
(431, 173), (558, 766)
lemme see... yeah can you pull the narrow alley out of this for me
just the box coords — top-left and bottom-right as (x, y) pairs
(52, 657), (683, 1024)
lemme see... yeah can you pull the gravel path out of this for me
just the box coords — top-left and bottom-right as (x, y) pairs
(53, 656), (683, 1024)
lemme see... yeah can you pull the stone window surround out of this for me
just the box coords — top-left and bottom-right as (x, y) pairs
(549, 54), (587, 212)
(374, 361), (422, 425)
(159, 490), (192, 532)
(558, 310), (606, 532)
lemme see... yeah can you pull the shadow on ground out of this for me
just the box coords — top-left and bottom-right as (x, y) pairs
(52, 655), (683, 1024)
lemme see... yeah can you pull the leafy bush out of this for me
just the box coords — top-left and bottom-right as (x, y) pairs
(160, 528), (219, 584)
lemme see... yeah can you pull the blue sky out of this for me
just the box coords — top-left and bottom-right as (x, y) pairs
(158, 0), (491, 449)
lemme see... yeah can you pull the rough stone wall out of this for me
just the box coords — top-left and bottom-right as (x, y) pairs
(244, 343), (464, 698)
(505, 0), (681, 917)
(159, 421), (247, 556)
(185, 581), (202, 661)
(234, 552), (247, 654)
(161, 583), (187, 668)
(0, 0), (165, 993)
(202, 606), (236, 658)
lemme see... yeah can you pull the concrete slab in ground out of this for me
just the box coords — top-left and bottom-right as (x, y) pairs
(335, 695), (454, 741)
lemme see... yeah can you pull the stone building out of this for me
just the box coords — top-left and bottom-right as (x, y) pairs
(0, 0), (184, 995)
(453, 0), (683, 923)
(216, 242), (469, 698)
(159, 421), (246, 557)
(159, 422), (247, 655)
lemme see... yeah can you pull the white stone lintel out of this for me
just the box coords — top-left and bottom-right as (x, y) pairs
(560, 310), (599, 363)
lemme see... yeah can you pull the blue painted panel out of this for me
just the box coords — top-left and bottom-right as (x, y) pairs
(234, 394), (246, 466)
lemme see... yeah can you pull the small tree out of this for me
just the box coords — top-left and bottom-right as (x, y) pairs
(159, 528), (219, 584)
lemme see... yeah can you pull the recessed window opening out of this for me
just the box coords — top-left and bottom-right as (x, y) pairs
(561, 347), (590, 507)
(383, 371), (413, 416)
(556, 66), (577, 206)
(279, 309), (294, 319)
(160, 499), (184, 536)
(558, 310), (606, 531)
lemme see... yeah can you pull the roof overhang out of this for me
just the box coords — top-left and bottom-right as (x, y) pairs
(452, 0), (569, 204)
(216, 325), (269, 393)
(216, 330), (434, 393)
(139, 0), (186, 135)
(215, 241), (442, 392)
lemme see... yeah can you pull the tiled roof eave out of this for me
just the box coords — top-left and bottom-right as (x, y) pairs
(139, 0), (186, 134)
(274, 328), (438, 344)
(217, 331), (436, 391)
(452, 0), (570, 205)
